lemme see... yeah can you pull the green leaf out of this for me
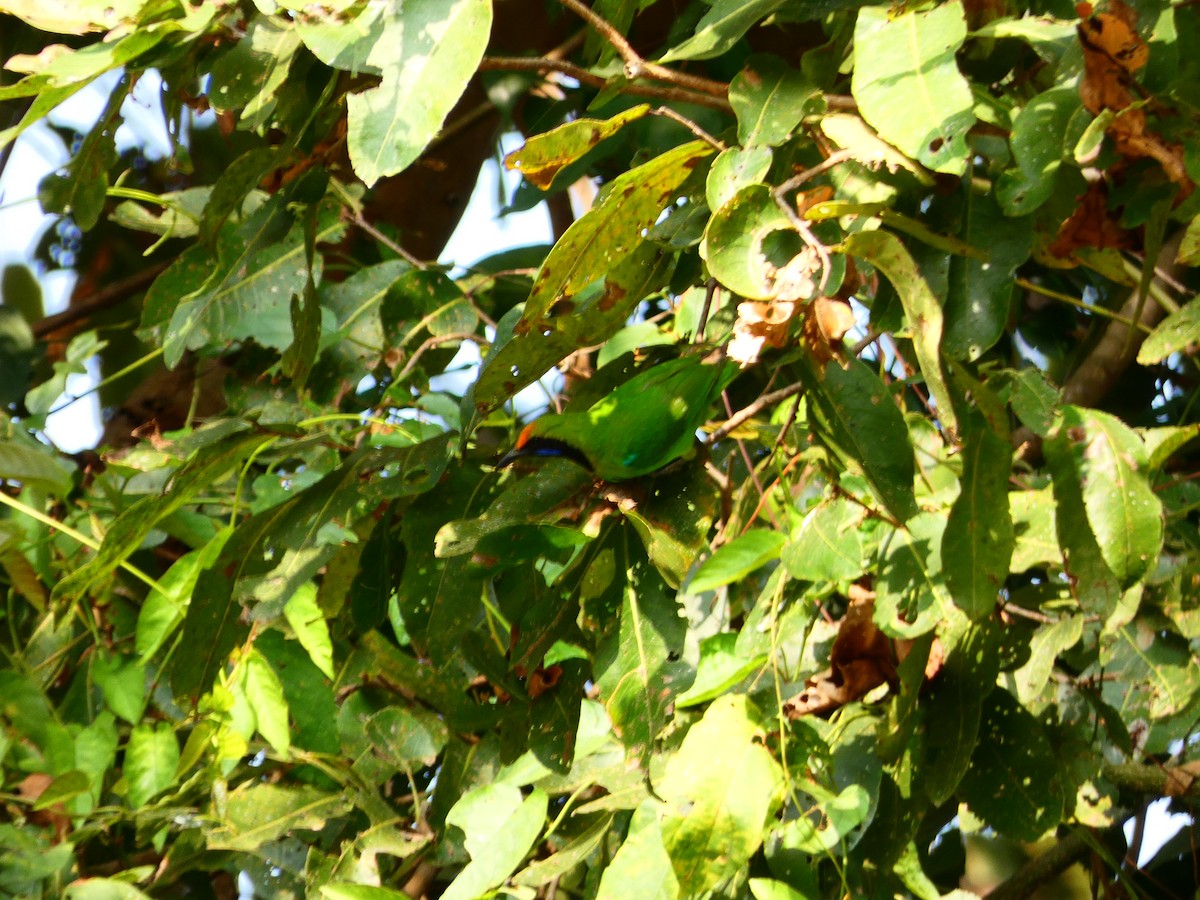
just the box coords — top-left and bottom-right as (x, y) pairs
(851, 2), (975, 175)
(0, 307), (35, 411)
(799, 354), (918, 523)
(365, 706), (449, 768)
(506, 104), (651, 189)
(136, 527), (232, 662)
(942, 427), (1013, 619)
(523, 141), (711, 323)
(320, 885), (412, 900)
(1101, 622), (1200, 727)
(55, 432), (264, 604)
(166, 562), (249, 703)
(474, 229), (677, 412)
(597, 800), (679, 900)
(749, 878), (811, 900)
(660, 0), (787, 62)
(1013, 614), (1083, 703)
(1138, 298), (1200, 365)
(198, 149), (275, 244)
(876, 512), (951, 638)
(436, 459), (593, 558)
(1009, 487), (1060, 573)
(283, 582), (335, 679)
(210, 782), (350, 851)
(207, 14), (299, 125)
(785, 784), (871, 853)
(659, 695), (782, 894)
(730, 55), (818, 148)
(594, 553), (689, 763)
(0, 26), (170, 148)
(944, 193), (1032, 360)
(244, 649), (291, 757)
(442, 785), (547, 900)
(528, 658), (589, 773)
(1141, 424), (1200, 470)
(960, 689), (1065, 840)
(143, 196), (344, 368)
(783, 497), (866, 583)
(995, 86), (1087, 215)
(125, 722), (179, 808)
(676, 633), (768, 708)
(345, 0), (492, 186)
(689, 529), (785, 593)
(702, 184), (806, 301)
(625, 461), (722, 589)
(37, 80), (125, 231)
(90, 651), (146, 724)
(1047, 407), (1163, 589)
(32, 770), (91, 810)
(0, 438), (74, 494)
(25, 329), (106, 417)
(64, 880), (153, 900)
(706, 145), (773, 213)
(514, 813), (615, 887)
(922, 618), (999, 805)
(1006, 367), (1060, 437)
(254, 630), (338, 754)
(971, 16), (1076, 63)
(843, 230), (957, 434)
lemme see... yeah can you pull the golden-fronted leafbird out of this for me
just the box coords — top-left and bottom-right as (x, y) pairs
(498, 353), (738, 481)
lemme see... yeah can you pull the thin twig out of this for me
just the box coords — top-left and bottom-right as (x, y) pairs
(395, 332), (485, 382)
(557, 0), (640, 66)
(652, 106), (725, 150)
(848, 327), (881, 358)
(722, 390), (780, 529)
(771, 150), (855, 295)
(695, 278), (718, 342)
(347, 210), (426, 269)
(556, 0), (729, 98)
(479, 56), (733, 112)
(709, 380), (805, 445)
(775, 148), (856, 196)
(1000, 601), (1059, 625)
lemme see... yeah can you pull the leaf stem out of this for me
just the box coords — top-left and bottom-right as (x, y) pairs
(0, 490), (168, 595)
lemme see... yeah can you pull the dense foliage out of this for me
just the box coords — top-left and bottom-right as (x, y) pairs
(1, 0), (1199, 897)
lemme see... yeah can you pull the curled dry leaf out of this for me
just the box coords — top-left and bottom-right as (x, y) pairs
(801, 296), (857, 364)
(1075, 0), (1191, 194)
(526, 664), (563, 699)
(785, 591), (896, 717)
(1049, 181), (1133, 258)
(727, 247), (823, 365)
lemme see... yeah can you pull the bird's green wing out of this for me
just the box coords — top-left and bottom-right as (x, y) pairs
(581, 357), (736, 479)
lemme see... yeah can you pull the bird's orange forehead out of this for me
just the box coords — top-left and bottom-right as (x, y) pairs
(515, 422), (538, 449)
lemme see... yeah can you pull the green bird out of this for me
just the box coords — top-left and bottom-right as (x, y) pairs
(498, 353), (738, 481)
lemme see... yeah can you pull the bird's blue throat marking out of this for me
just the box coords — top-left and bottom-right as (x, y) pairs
(499, 436), (593, 472)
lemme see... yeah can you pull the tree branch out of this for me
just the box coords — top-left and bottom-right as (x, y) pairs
(479, 56), (733, 112)
(986, 828), (1113, 900)
(1103, 761), (1200, 799)
(709, 380), (805, 445)
(32, 262), (170, 340)
(556, 0), (729, 98)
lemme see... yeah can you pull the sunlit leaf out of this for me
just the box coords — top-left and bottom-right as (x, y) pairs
(851, 2), (975, 175)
